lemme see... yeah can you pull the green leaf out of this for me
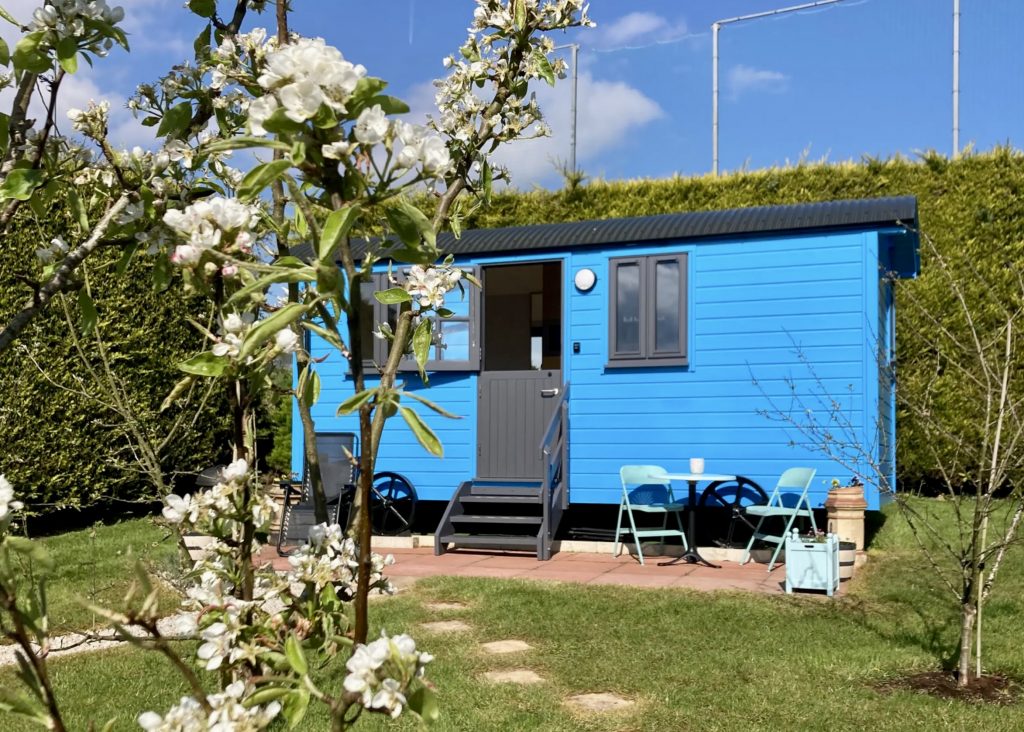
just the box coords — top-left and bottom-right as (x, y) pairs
(56, 36), (77, 74)
(243, 687), (293, 708)
(238, 302), (307, 362)
(337, 388), (376, 415)
(0, 168), (44, 201)
(399, 406), (443, 456)
(413, 316), (432, 382)
(281, 688), (310, 730)
(203, 136), (291, 154)
(318, 204), (361, 261)
(385, 198), (436, 249)
(115, 242), (139, 276)
(0, 37), (10, 67)
(68, 189), (89, 231)
(301, 368), (320, 409)
(514, 0), (527, 30)
(193, 23), (211, 59)
(0, 6), (19, 27)
(0, 687), (45, 721)
(407, 684), (440, 725)
(404, 390), (462, 419)
(365, 94), (410, 115)
(160, 375), (194, 411)
(157, 102), (193, 138)
(12, 32), (49, 73)
(374, 287), (412, 305)
(237, 159), (291, 201)
(152, 253), (172, 291)
(346, 76), (388, 117)
(284, 634), (308, 676)
(5, 537), (54, 574)
(177, 352), (227, 377)
(301, 321), (346, 354)
(261, 107), (307, 135)
(188, 0), (216, 18)
(78, 288), (98, 336)
(225, 267), (316, 308)
(482, 160), (494, 204)
(532, 48), (555, 86)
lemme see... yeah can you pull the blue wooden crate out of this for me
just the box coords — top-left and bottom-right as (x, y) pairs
(784, 530), (839, 596)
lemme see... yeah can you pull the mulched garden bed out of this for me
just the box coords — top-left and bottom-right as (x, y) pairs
(876, 671), (1020, 705)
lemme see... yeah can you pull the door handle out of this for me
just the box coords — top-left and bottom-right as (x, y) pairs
(540, 388), (560, 397)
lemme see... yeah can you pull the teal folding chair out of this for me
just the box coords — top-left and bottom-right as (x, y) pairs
(613, 465), (688, 565)
(740, 467), (817, 571)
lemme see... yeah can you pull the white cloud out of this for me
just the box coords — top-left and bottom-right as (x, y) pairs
(589, 11), (690, 49)
(405, 71), (663, 188)
(0, 1), (168, 152)
(727, 64), (789, 100)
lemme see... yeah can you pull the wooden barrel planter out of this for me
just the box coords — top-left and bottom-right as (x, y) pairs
(838, 540), (856, 581)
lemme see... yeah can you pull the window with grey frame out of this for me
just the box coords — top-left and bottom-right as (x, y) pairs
(358, 269), (480, 372)
(608, 253), (688, 367)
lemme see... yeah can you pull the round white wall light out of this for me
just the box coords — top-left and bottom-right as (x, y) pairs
(574, 267), (597, 292)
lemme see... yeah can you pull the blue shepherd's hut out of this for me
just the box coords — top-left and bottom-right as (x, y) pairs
(294, 196), (920, 558)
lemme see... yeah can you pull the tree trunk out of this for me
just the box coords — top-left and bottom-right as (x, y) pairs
(957, 598), (977, 686)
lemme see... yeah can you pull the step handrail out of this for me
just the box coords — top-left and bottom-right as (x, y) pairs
(539, 382), (570, 560)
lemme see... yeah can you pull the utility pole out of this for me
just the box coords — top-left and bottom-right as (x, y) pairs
(554, 43), (580, 174)
(952, 0), (960, 157)
(712, 0), (849, 176)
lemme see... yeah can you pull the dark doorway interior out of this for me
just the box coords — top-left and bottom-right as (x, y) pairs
(483, 262), (561, 372)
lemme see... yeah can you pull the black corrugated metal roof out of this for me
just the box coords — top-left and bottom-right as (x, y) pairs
(294, 196), (917, 261)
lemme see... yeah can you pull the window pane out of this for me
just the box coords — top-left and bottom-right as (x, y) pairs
(439, 320), (469, 361)
(615, 263), (641, 354)
(654, 259), (680, 353)
(444, 291), (470, 318)
(358, 281), (377, 359)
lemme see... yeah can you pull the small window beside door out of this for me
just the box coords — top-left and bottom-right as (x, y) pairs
(358, 270), (480, 372)
(608, 253), (688, 367)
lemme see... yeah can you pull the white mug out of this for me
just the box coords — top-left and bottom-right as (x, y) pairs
(689, 457), (705, 475)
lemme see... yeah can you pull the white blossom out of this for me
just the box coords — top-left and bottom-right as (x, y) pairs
(274, 328), (300, 353)
(163, 197), (260, 267)
(162, 493), (196, 524)
(0, 475), (23, 524)
(354, 104), (388, 145)
(67, 100), (110, 138)
(222, 458), (249, 484)
(138, 680), (280, 731)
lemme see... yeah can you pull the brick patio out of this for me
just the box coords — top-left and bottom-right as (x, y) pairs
(259, 544), (848, 596)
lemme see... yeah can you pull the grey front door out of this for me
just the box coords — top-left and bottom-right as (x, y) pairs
(477, 370), (562, 480)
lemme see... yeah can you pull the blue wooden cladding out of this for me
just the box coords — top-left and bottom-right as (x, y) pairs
(293, 198), (920, 512)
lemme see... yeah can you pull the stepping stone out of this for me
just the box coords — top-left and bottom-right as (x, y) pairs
(481, 639), (532, 654)
(420, 620), (472, 633)
(484, 669), (544, 684)
(566, 692), (634, 713)
(424, 601), (468, 612)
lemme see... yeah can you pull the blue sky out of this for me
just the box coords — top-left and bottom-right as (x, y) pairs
(3, 0), (1022, 188)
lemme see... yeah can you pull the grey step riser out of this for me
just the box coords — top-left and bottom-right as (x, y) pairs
(450, 515), (542, 525)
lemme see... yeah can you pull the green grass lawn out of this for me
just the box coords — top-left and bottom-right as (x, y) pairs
(2, 504), (1023, 731)
(17, 518), (182, 639)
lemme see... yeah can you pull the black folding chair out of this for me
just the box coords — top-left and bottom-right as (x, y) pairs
(277, 432), (358, 555)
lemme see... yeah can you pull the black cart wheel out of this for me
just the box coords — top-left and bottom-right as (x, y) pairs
(697, 476), (768, 548)
(370, 472), (417, 536)
(698, 476), (768, 510)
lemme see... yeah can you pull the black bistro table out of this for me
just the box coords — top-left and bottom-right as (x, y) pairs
(654, 472), (736, 568)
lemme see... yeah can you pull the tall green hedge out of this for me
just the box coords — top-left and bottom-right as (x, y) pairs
(0, 203), (232, 509)
(466, 150), (1024, 490)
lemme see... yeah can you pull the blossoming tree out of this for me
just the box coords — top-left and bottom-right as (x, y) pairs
(0, 0), (592, 729)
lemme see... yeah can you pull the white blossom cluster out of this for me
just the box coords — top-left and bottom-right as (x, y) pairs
(344, 632), (433, 719)
(286, 523), (396, 598)
(163, 459), (276, 539)
(432, 0), (593, 166)
(248, 36), (366, 135)
(31, 1), (125, 57)
(137, 681), (280, 732)
(66, 100), (109, 138)
(34, 236), (69, 264)
(162, 196), (260, 266)
(0, 475), (23, 525)
(403, 264), (463, 309)
(323, 107), (452, 183)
